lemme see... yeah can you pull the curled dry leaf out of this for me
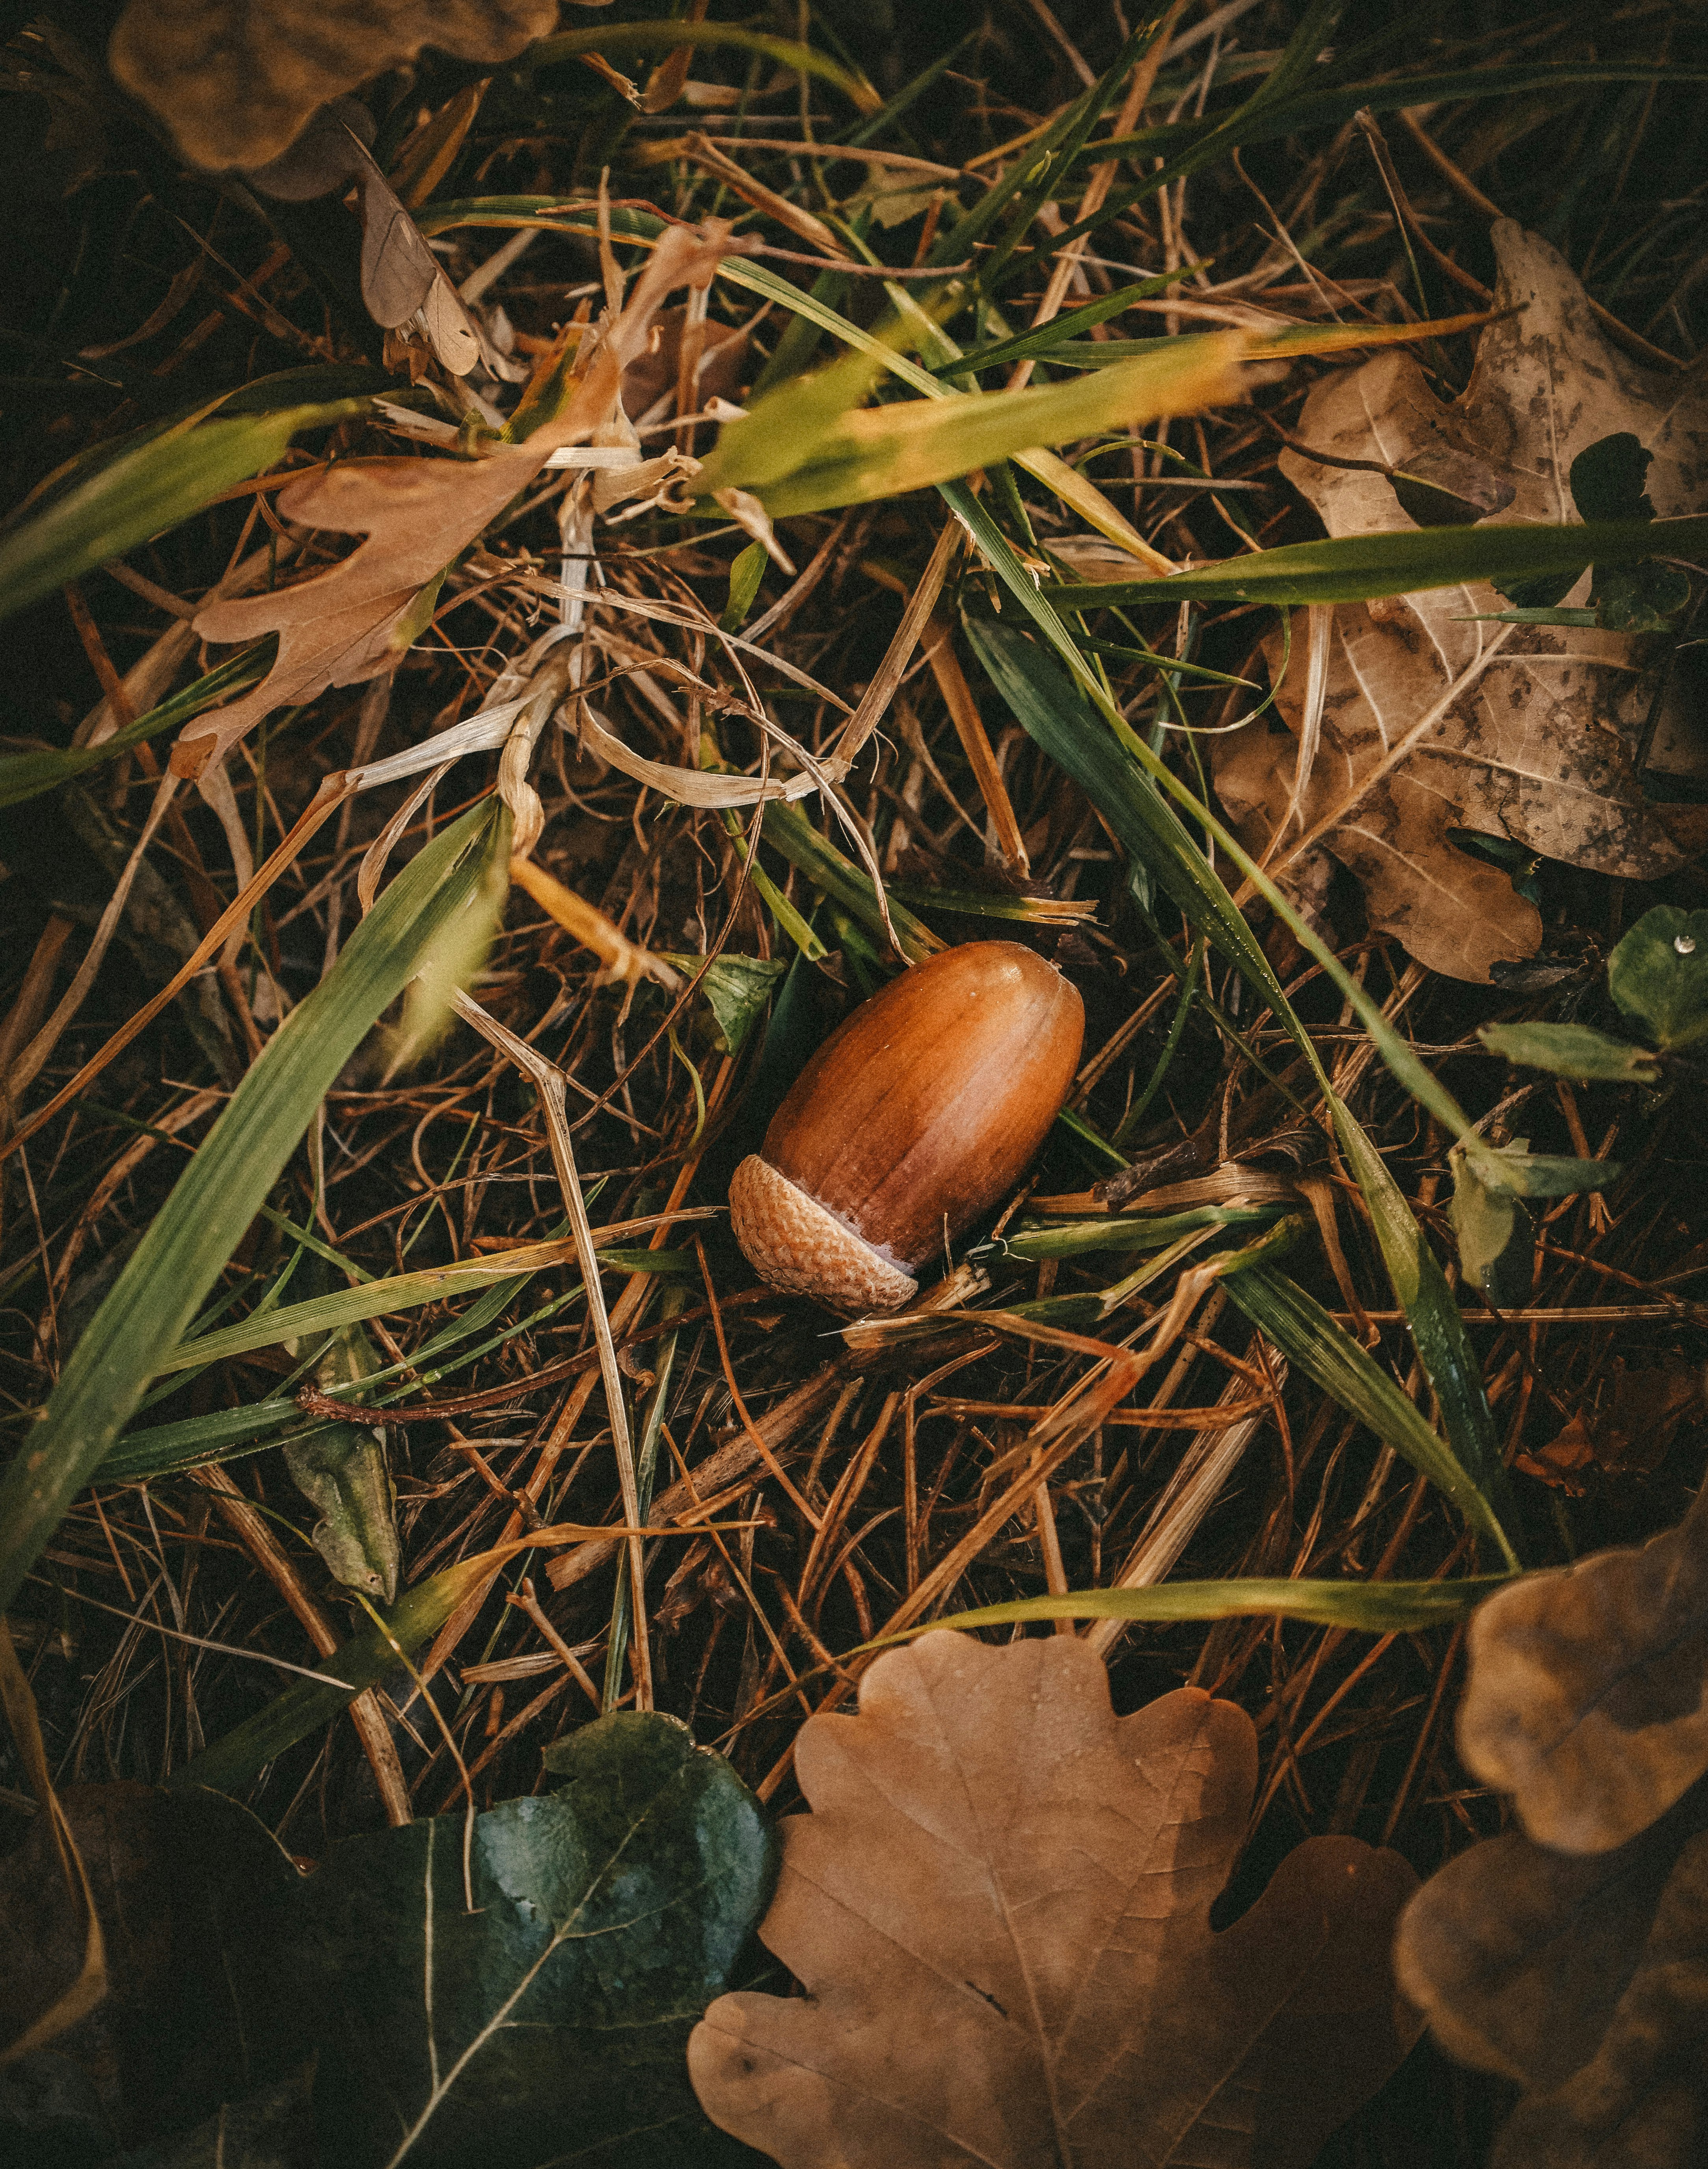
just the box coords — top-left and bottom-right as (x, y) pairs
(1214, 222), (1708, 983)
(689, 1632), (1419, 2169)
(1455, 1485), (1708, 1855)
(175, 223), (734, 779)
(109, 0), (557, 170)
(1396, 1763), (1708, 2166)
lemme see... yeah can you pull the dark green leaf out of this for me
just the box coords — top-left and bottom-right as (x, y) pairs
(0, 1787), (311, 2159)
(661, 953), (788, 1055)
(1609, 906), (1708, 1051)
(295, 1713), (775, 2168)
(1047, 516), (1708, 609)
(111, 2068), (318, 2169)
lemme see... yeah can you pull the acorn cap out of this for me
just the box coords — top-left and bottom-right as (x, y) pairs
(731, 941), (1083, 1313)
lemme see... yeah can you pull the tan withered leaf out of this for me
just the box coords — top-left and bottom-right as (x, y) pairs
(175, 224), (731, 779)
(688, 1633), (1419, 2168)
(1214, 222), (1708, 982)
(1395, 1775), (1708, 2166)
(110, 0), (556, 171)
(1455, 1485), (1708, 1856)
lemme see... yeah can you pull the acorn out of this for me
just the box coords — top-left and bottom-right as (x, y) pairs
(728, 941), (1084, 1314)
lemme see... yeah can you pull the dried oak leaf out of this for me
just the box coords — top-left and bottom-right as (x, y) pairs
(1214, 222), (1708, 984)
(1456, 1484), (1708, 1856)
(174, 222), (732, 778)
(109, 0), (557, 171)
(688, 1632), (1420, 2169)
(1396, 1777), (1708, 2168)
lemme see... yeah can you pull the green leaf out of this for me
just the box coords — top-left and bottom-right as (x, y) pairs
(1221, 1265), (1519, 1565)
(1446, 1137), (1614, 1310)
(720, 540), (769, 633)
(1478, 1022), (1662, 1084)
(902, 1573), (1515, 1641)
(1447, 1141), (1532, 1310)
(1609, 906), (1708, 1050)
(282, 1308), (399, 1604)
(0, 401), (371, 627)
(660, 953), (788, 1055)
(1047, 515), (1708, 609)
(0, 801), (508, 1617)
(292, 1712), (775, 2169)
(281, 1422), (399, 1603)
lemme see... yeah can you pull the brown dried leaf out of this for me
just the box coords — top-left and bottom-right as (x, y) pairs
(1395, 1780), (1708, 2167)
(1457, 1487), (1708, 1855)
(1518, 1357), (1704, 1489)
(688, 1632), (1419, 2169)
(174, 223), (732, 777)
(109, 0), (557, 170)
(1214, 222), (1708, 982)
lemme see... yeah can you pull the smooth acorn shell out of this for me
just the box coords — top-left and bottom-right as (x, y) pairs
(733, 941), (1083, 1305)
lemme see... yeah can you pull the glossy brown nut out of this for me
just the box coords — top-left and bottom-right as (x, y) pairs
(728, 941), (1084, 1314)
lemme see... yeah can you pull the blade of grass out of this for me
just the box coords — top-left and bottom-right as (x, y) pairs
(522, 23), (879, 111)
(887, 1573), (1513, 1641)
(1220, 1263), (1518, 1566)
(953, 522), (1520, 1558)
(0, 400), (371, 626)
(0, 800), (509, 1615)
(0, 645), (274, 810)
(1048, 515), (1708, 608)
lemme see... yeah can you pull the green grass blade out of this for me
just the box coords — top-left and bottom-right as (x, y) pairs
(760, 800), (944, 961)
(994, 1205), (1284, 1261)
(1084, 63), (1708, 174)
(930, 270), (1205, 374)
(0, 646), (273, 810)
(890, 1573), (1514, 1641)
(697, 335), (1247, 519)
(1048, 516), (1708, 609)
(167, 1541), (528, 1794)
(0, 801), (509, 1616)
(0, 401), (371, 626)
(1221, 1265), (1520, 1568)
(153, 1241), (582, 1374)
(953, 522), (1518, 1560)
(522, 23), (879, 110)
